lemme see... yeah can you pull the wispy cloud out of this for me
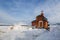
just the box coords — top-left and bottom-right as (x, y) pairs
(34, 0), (60, 24)
(0, 10), (19, 24)
(0, 0), (60, 24)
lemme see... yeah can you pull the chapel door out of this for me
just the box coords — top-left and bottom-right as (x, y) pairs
(38, 21), (43, 28)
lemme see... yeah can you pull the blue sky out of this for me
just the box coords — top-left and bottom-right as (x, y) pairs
(0, 0), (60, 24)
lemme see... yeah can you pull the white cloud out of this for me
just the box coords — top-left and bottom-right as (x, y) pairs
(0, 0), (60, 24)
(0, 10), (18, 24)
(34, 0), (60, 24)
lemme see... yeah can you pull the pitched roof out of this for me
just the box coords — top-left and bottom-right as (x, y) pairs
(43, 17), (47, 21)
(32, 20), (36, 22)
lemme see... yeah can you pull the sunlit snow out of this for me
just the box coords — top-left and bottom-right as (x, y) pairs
(0, 23), (60, 40)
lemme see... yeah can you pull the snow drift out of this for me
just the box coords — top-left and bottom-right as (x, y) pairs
(0, 23), (60, 40)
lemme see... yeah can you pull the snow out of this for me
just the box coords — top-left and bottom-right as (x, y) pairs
(0, 24), (60, 40)
(36, 27), (60, 40)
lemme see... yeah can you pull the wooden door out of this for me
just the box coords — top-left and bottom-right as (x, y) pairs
(38, 21), (43, 28)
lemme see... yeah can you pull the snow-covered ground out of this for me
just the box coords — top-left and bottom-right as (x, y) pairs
(0, 24), (60, 40)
